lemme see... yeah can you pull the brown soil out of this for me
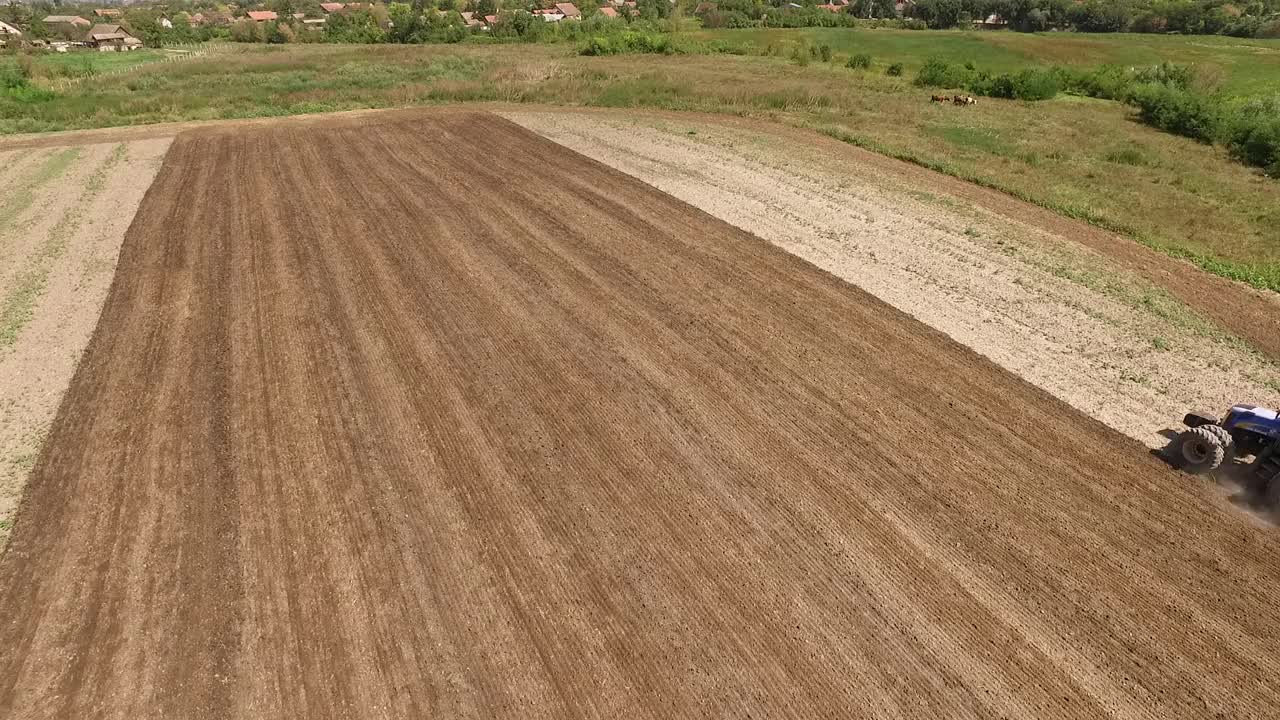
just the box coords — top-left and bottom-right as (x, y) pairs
(2, 106), (1276, 363)
(503, 110), (1280, 446)
(1, 111), (1277, 719)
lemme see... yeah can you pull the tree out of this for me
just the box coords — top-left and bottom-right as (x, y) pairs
(912, 0), (964, 27)
(637, 0), (672, 18)
(324, 8), (386, 40)
(850, 0), (895, 17)
(169, 14), (197, 42)
(387, 1), (423, 40)
(27, 16), (49, 39)
(230, 17), (260, 40)
(1067, 0), (1132, 32)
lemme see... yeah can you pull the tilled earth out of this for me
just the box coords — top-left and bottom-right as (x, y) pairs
(1, 111), (1277, 719)
(502, 110), (1280, 447)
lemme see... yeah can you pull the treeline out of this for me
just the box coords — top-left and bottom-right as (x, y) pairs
(914, 58), (1280, 176)
(698, 0), (1280, 37)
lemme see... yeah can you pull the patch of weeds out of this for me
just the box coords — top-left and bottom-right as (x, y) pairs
(0, 146), (123, 350)
(927, 125), (1006, 156)
(1150, 336), (1172, 351)
(10, 451), (37, 473)
(1257, 375), (1280, 395)
(0, 148), (82, 230)
(0, 275), (46, 348)
(83, 144), (127, 195)
(1120, 370), (1152, 386)
(963, 227), (980, 238)
(1105, 147), (1152, 166)
(846, 53), (871, 70)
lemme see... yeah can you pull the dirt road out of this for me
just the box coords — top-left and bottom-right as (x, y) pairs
(1, 112), (1277, 719)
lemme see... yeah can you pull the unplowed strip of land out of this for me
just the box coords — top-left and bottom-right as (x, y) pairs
(1, 111), (1277, 720)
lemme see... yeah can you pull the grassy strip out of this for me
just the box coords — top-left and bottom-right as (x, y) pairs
(0, 145), (126, 350)
(813, 125), (1280, 294)
(0, 148), (82, 231)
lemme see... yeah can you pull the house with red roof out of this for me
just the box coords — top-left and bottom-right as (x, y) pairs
(247, 10), (279, 21)
(598, 6), (618, 16)
(320, 3), (345, 12)
(554, 2), (581, 18)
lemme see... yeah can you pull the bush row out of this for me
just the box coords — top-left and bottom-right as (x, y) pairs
(913, 59), (1060, 101)
(1127, 86), (1280, 176)
(579, 31), (675, 56)
(913, 57), (1279, 177)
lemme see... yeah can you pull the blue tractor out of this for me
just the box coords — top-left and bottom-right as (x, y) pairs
(1173, 405), (1280, 496)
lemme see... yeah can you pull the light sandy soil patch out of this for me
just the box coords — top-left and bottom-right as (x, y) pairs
(0, 139), (171, 545)
(504, 110), (1280, 448)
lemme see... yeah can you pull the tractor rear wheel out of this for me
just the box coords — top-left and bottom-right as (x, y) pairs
(1202, 424), (1233, 455)
(1250, 447), (1280, 502)
(1172, 426), (1225, 474)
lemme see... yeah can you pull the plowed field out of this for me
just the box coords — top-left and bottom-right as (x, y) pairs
(1, 111), (1277, 719)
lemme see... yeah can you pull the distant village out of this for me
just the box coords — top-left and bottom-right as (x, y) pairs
(0, 0), (681, 50)
(0, 0), (897, 50)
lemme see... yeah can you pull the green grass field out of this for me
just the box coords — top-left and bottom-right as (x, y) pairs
(4, 49), (171, 81)
(0, 31), (1277, 292)
(693, 27), (1280, 97)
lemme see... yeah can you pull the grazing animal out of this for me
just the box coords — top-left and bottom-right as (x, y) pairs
(954, 95), (977, 106)
(930, 94), (951, 103)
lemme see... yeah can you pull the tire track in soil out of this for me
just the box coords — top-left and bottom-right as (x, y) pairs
(0, 111), (1277, 720)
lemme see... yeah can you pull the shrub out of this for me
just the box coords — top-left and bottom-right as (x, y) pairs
(846, 52), (871, 70)
(230, 18), (260, 43)
(886, 62), (904, 77)
(581, 35), (614, 55)
(1259, 19), (1280, 38)
(790, 44), (811, 66)
(579, 31), (674, 56)
(1056, 64), (1133, 101)
(913, 57), (970, 88)
(1224, 96), (1280, 177)
(818, 44), (832, 63)
(1133, 62), (1195, 92)
(1126, 83), (1220, 142)
(16, 54), (36, 81)
(0, 64), (26, 91)
(1004, 68), (1060, 101)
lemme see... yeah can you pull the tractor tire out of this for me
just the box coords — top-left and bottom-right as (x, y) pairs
(1202, 424), (1233, 455)
(1251, 452), (1280, 501)
(1172, 426), (1225, 474)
